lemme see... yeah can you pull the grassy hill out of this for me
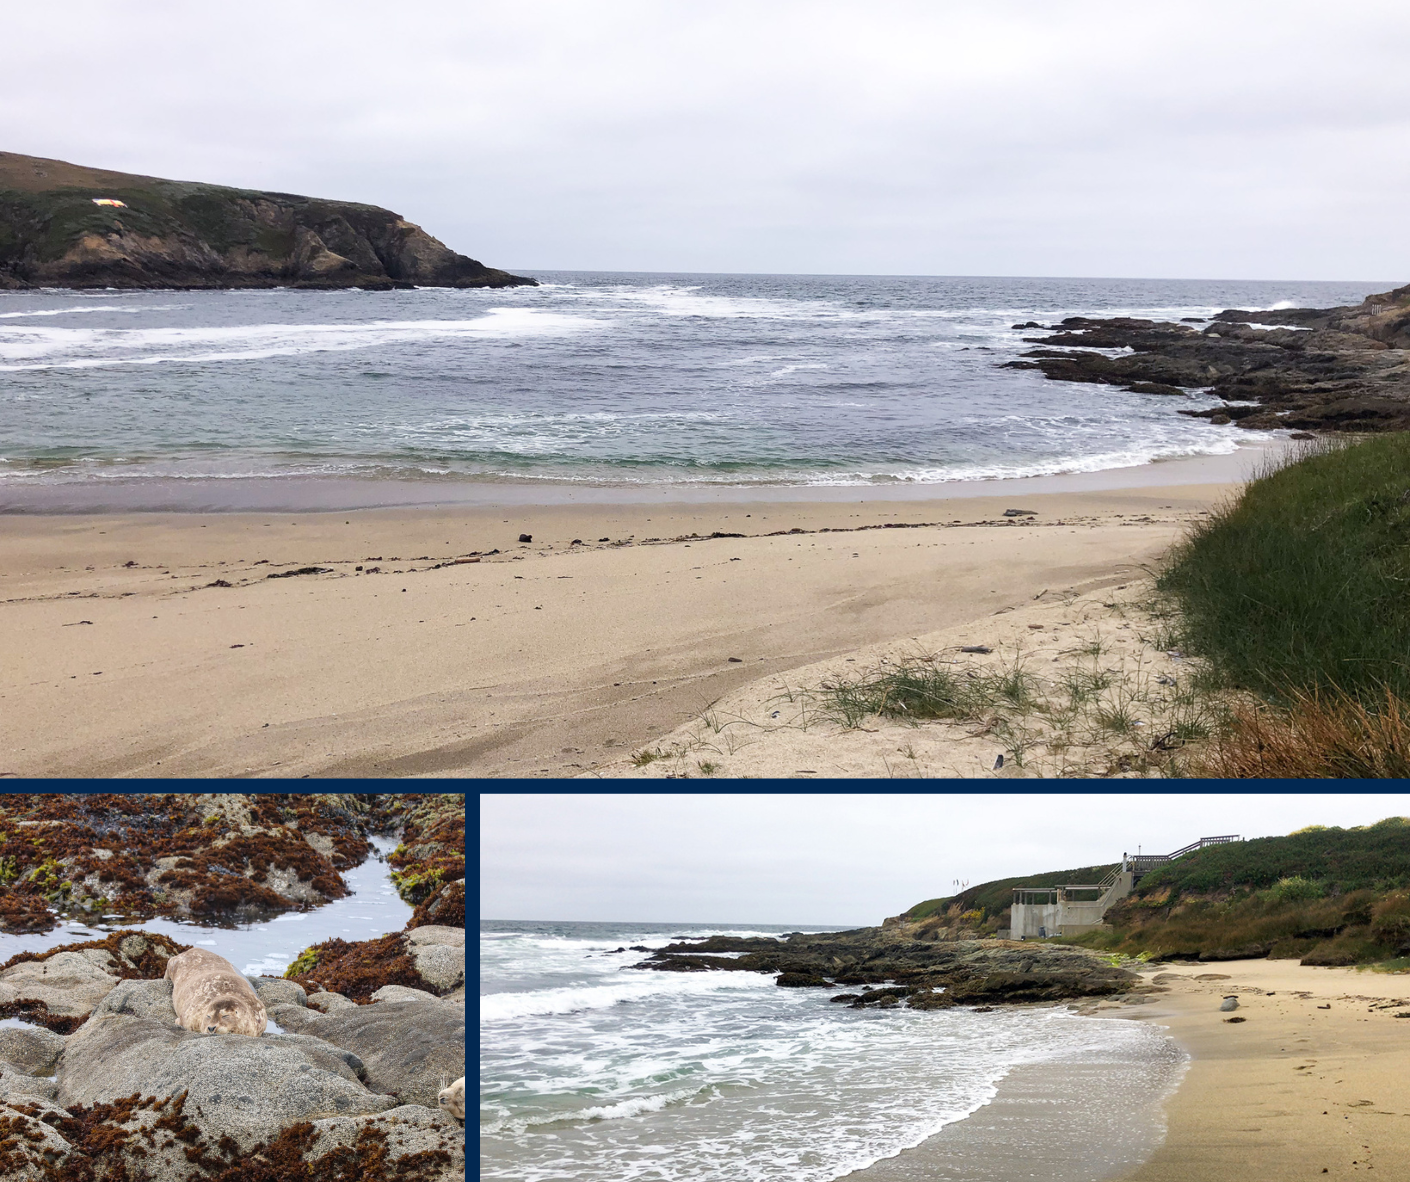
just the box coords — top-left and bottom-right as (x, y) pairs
(900, 818), (1410, 965)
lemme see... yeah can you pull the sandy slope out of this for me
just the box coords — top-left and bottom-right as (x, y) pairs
(585, 580), (1206, 779)
(0, 484), (1229, 778)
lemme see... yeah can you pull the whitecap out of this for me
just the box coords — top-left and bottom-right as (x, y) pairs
(480, 970), (779, 1022)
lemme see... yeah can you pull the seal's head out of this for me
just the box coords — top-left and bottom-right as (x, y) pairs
(204, 997), (265, 1036)
(438, 1075), (465, 1121)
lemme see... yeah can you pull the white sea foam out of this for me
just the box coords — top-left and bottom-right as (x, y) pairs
(0, 309), (605, 370)
(484, 1086), (710, 1135)
(0, 304), (189, 319)
(481, 969), (779, 1022)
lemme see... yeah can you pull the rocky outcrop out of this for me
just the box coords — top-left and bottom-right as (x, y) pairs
(0, 1097), (74, 1178)
(55, 1013), (399, 1149)
(638, 929), (1137, 1007)
(1003, 284), (1410, 434)
(0, 1091), (464, 1182)
(409, 877), (465, 930)
(296, 998), (465, 1110)
(0, 150), (535, 291)
(387, 797), (466, 908)
(0, 1026), (65, 1079)
(0, 788), (467, 1179)
(0, 794), (382, 933)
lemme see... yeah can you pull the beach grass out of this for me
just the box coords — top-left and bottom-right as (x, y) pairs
(816, 657), (1037, 728)
(1157, 433), (1410, 704)
(1154, 432), (1410, 777)
(1188, 687), (1410, 778)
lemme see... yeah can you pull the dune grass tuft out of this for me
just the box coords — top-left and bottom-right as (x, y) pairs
(1189, 689), (1410, 779)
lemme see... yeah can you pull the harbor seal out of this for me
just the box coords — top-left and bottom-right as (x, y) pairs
(164, 948), (267, 1036)
(438, 1075), (464, 1120)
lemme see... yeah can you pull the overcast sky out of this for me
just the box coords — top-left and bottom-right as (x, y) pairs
(6, 2), (1409, 279)
(481, 793), (1410, 926)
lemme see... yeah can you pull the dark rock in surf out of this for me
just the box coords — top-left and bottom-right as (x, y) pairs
(1003, 284), (1410, 435)
(636, 929), (1135, 1006)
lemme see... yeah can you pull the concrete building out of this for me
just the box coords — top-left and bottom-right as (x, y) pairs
(1008, 836), (1240, 939)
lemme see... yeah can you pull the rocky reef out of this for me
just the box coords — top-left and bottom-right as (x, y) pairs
(283, 911), (466, 1005)
(0, 150), (535, 291)
(0, 791), (466, 1180)
(383, 797), (466, 911)
(1004, 283), (1410, 433)
(0, 793), (377, 934)
(0, 936), (463, 1179)
(636, 928), (1137, 1008)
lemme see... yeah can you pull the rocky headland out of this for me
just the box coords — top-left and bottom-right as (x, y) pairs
(0, 150), (535, 291)
(636, 927), (1139, 1009)
(0, 793), (464, 1181)
(1004, 282), (1410, 433)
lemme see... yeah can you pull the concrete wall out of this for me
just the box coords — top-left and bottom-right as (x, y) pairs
(1011, 872), (1135, 939)
(1011, 901), (1063, 938)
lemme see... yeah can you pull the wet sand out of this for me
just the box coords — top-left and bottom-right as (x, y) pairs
(0, 452), (1268, 778)
(841, 1039), (1186, 1182)
(843, 958), (1410, 1182)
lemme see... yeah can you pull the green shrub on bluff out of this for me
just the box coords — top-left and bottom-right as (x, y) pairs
(1064, 818), (1410, 964)
(901, 818), (1410, 965)
(1133, 817), (1410, 898)
(904, 863), (1119, 927)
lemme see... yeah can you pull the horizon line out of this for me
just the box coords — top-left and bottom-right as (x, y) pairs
(497, 268), (1402, 286)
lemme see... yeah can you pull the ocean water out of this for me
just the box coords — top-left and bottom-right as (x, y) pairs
(0, 273), (1385, 494)
(480, 920), (1181, 1182)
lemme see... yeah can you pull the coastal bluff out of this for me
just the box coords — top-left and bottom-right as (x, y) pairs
(0, 150), (536, 290)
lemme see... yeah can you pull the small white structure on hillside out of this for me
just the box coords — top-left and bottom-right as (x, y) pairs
(1009, 836), (1241, 939)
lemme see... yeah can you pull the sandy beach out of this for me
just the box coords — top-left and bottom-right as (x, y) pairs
(0, 454), (1268, 778)
(1108, 957), (1410, 1180)
(842, 957), (1410, 1182)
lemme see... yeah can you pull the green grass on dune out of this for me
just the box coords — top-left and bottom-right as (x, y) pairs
(1158, 434), (1410, 704)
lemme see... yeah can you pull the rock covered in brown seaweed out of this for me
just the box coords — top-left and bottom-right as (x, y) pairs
(0, 794), (377, 933)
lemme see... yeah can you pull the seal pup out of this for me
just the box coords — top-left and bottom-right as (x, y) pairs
(164, 948), (267, 1036)
(438, 1075), (465, 1120)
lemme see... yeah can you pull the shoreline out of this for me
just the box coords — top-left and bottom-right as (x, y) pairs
(856, 957), (1410, 1182)
(0, 440), (1284, 514)
(838, 1021), (1186, 1182)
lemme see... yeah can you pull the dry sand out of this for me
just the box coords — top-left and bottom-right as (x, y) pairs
(0, 481), (1236, 778)
(841, 958), (1410, 1182)
(1115, 958), (1410, 1181)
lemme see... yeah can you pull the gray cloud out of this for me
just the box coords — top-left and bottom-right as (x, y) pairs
(5, 2), (1409, 279)
(481, 793), (1410, 925)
